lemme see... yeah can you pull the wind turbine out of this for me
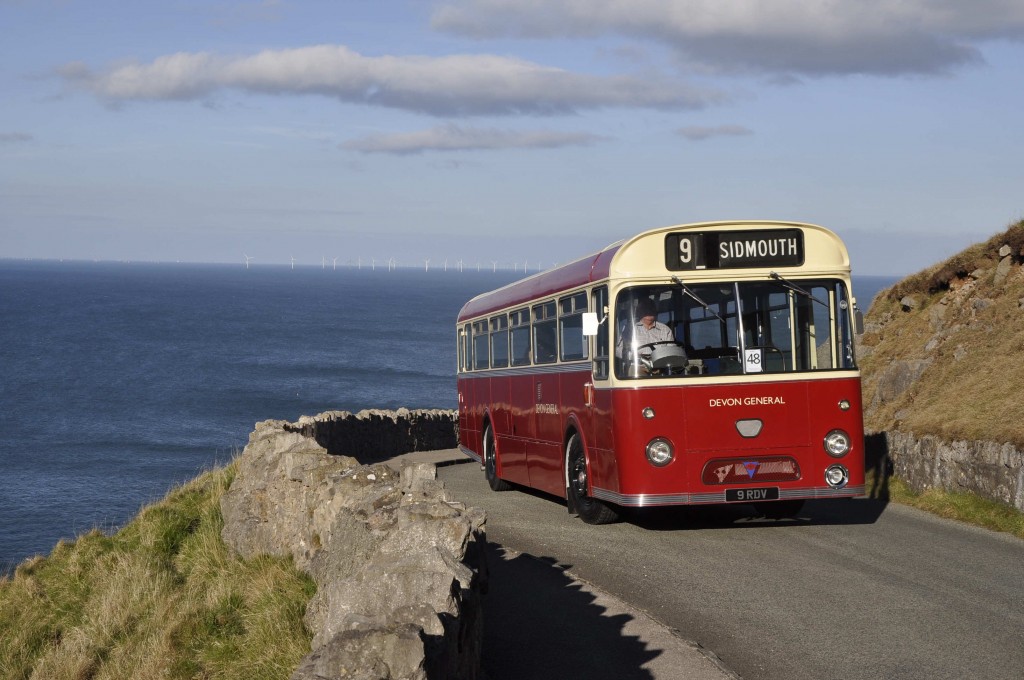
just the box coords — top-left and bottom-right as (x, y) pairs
(322, 256), (326, 270)
(290, 255), (296, 270)
(243, 254), (254, 269)
(491, 260), (497, 273)
(424, 258), (431, 272)
(332, 257), (338, 271)
(388, 257), (396, 272)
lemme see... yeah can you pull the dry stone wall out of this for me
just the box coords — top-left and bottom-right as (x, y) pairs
(877, 430), (1024, 512)
(219, 409), (483, 680)
(287, 408), (458, 463)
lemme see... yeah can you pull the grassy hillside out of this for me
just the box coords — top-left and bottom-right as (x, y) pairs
(859, 219), (1024, 446)
(0, 464), (314, 680)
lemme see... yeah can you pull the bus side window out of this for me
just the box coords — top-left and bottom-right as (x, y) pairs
(510, 308), (531, 366)
(559, 291), (588, 362)
(490, 315), (509, 368)
(461, 323), (471, 372)
(533, 301), (557, 364)
(592, 286), (609, 380)
(472, 320), (489, 370)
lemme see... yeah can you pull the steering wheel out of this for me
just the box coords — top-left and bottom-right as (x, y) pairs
(635, 341), (688, 372)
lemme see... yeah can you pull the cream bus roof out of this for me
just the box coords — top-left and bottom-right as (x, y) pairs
(458, 220), (851, 322)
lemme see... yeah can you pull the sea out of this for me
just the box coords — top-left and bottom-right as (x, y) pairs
(0, 261), (899, 574)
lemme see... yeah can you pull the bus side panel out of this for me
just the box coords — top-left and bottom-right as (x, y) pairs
(525, 368), (591, 497)
(457, 377), (469, 450)
(587, 387), (618, 496)
(490, 374), (512, 449)
(501, 372), (532, 485)
(458, 376), (481, 456)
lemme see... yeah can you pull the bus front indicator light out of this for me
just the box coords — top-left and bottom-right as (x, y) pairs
(825, 464), (849, 489)
(824, 429), (851, 457)
(645, 438), (674, 467)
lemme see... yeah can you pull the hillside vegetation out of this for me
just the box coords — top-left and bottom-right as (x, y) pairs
(0, 464), (314, 680)
(859, 219), (1024, 446)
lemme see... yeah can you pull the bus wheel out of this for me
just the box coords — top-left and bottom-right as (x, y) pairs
(567, 434), (619, 525)
(756, 499), (805, 519)
(483, 425), (512, 492)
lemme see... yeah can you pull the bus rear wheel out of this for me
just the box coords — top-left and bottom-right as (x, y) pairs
(567, 434), (619, 525)
(483, 425), (512, 492)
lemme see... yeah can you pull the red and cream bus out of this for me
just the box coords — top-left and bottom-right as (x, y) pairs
(456, 221), (865, 524)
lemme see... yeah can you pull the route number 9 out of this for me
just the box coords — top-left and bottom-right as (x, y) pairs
(679, 238), (692, 264)
(666, 232), (705, 270)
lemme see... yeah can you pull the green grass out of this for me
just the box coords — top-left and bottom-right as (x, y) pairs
(867, 470), (1024, 540)
(0, 463), (315, 680)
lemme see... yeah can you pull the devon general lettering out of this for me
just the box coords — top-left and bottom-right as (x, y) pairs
(709, 396), (787, 407)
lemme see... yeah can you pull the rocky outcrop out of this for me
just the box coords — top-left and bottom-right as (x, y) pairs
(860, 222), (1024, 511)
(220, 411), (484, 680)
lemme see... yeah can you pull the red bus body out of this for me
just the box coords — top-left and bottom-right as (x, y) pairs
(457, 221), (865, 521)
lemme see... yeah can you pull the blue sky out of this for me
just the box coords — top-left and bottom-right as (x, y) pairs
(2, 0), (1022, 275)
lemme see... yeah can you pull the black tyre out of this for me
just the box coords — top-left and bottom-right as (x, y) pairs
(755, 499), (805, 519)
(566, 434), (619, 525)
(483, 425), (512, 492)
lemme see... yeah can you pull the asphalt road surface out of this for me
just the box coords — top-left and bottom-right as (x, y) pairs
(438, 461), (1024, 680)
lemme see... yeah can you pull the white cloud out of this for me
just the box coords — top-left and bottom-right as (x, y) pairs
(677, 124), (752, 140)
(432, 0), (1024, 76)
(342, 124), (606, 154)
(61, 44), (725, 116)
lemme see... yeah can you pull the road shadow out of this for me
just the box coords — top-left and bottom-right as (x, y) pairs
(480, 541), (659, 680)
(625, 495), (889, 531)
(864, 431), (894, 502)
(505, 472), (891, 532)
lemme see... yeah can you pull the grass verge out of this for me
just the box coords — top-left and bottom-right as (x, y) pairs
(0, 462), (315, 680)
(867, 470), (1024, 540)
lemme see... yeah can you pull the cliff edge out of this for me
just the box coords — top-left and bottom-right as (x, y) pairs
(220, 408), (484, 680)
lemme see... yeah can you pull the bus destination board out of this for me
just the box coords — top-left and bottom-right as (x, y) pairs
(665, 229), (805, 271)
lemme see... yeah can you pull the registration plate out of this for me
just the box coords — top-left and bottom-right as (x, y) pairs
(726, 487), (779, 502)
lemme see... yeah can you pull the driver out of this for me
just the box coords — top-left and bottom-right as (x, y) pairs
(617, 297), (674, 362)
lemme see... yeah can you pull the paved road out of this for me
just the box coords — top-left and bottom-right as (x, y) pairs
(438, 460), (1024, 680)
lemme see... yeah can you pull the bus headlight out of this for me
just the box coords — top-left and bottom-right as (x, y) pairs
(825, 465), (849, 488)
(645, 438), (674, 467)
(823, 429), (851, 457)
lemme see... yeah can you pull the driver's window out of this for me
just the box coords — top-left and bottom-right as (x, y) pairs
(614, 288), (679, 379)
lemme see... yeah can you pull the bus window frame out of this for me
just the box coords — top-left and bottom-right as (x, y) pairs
(558, 290), (589, 362)
(591, 286), (610, 380)
(490, 314), (509, 368)
(532, 300), (558, 365)
(509, 307), (531, 367)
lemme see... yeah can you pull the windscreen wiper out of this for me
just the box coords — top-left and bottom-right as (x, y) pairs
(671, 276), (727, 323)
(768, 271), (829, 307)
